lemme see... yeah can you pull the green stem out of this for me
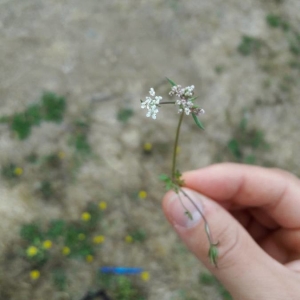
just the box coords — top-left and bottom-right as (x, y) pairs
(172, 111), (184, 180)
(160, 101), (176, 105)
(179, 188), (215, 245)
(179, 187), (219, 267)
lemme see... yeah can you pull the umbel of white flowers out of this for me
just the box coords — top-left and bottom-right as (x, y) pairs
(141, 85), (205, 120)
(140, 88), (162, 119)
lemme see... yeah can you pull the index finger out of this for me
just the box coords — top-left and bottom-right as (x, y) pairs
(183, 163), (300, 228)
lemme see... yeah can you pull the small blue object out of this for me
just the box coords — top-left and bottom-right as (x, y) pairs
(100, 267), (143, 275)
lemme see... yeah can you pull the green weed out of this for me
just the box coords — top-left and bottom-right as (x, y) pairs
(214, 65), (225, 74)
(237, 36), (263, 56)
(20, 223), (43, 243)
(2, 146), (91, 202)
(225, 111), (268, 164)
(214, 111), (269, 165)
(1, 163), (23, 180)
(52, 268), (67, 291)
(129, 228), (147, 243)
(69, 120), (91, 156)
(117, 108), (134, 123)
(41, 92), (66, 122)
(98, 274), (145, 300)
(11, 200), (107, 292)
(38, 180), (54, 199)
(0, 92), (66, 140)
(266, 14), (300, 57)
(266, 14), (289, 30)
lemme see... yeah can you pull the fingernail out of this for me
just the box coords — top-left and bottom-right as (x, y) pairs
(168, 189), (203, 228)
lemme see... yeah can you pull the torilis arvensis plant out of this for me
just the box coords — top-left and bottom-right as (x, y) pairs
(140, 78), (219, 267)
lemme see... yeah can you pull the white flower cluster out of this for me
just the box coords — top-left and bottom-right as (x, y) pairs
(141, 88), (162, 119)
(169, 85), (195, 98)
(169, 84), (204, 116)
(176, 98), (194, 115)
(141, 83), (205, 120)
(192, 107), (205, 116)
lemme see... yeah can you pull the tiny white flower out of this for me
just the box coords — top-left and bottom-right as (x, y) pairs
(184, 107), (191, 115)
(141, 88), (162, 119)
(149, 88), (155, 96)
(191, 107), (205, 116)
(175, 98), (193, 115)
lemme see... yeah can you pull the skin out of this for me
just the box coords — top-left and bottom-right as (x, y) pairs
(162, 163), (300, 300)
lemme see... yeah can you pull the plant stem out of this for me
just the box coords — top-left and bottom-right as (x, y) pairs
(179, 187), (219, 267)
(171, 111), (184, 180)
(160, 101), (176, 105)
(179, 188), (215, 245)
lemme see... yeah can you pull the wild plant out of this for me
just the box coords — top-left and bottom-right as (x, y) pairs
(140, 78), (218, 266)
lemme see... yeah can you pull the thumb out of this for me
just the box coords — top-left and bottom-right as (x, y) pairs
(162, 188), (287, 299)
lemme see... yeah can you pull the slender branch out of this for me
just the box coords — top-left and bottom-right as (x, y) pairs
(179, 188), (217, 247)
(172, 111), (184, 180)
(160, 101), (176, 105)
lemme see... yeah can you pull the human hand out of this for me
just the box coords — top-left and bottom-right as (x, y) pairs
(162, 163), (300, 300)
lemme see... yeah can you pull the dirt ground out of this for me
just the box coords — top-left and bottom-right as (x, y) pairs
(0, 0), (300, 299)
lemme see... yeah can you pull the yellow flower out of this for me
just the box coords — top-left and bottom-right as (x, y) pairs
(42, 240), (52, 249)
(14, 167), (23, 176)
(81, 212), (91, 222)
(86, 254), (94, 263)
(93, 235), (105, 244)
(78, 233), (86, 241)
(62, 246), (70, 256)
(58, 151), (66, 159)
(125, 235), (133, 243)
(26, 246), (38, 257)
(30, 270), (40, 280)
(98, 201), (107, 211)
(141, 271), (150, 281)
(138, 190), (147, 199)
(143, 142), (152, 152)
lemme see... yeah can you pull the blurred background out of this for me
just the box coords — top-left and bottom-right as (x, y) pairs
(0, 0), (300, 299)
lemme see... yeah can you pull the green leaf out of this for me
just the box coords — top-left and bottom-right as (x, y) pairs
(20, 223), (43, 243)
(47, 220), (66, 239)
(185, 211), (193, 220)
(208, 244), (218, 267)
(189, 96), (198, 102)
(159, 174), (176, 191)
(166, 77), (176, 87)
(159, 173), (170, 181)
(192, 113), (205, 130)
